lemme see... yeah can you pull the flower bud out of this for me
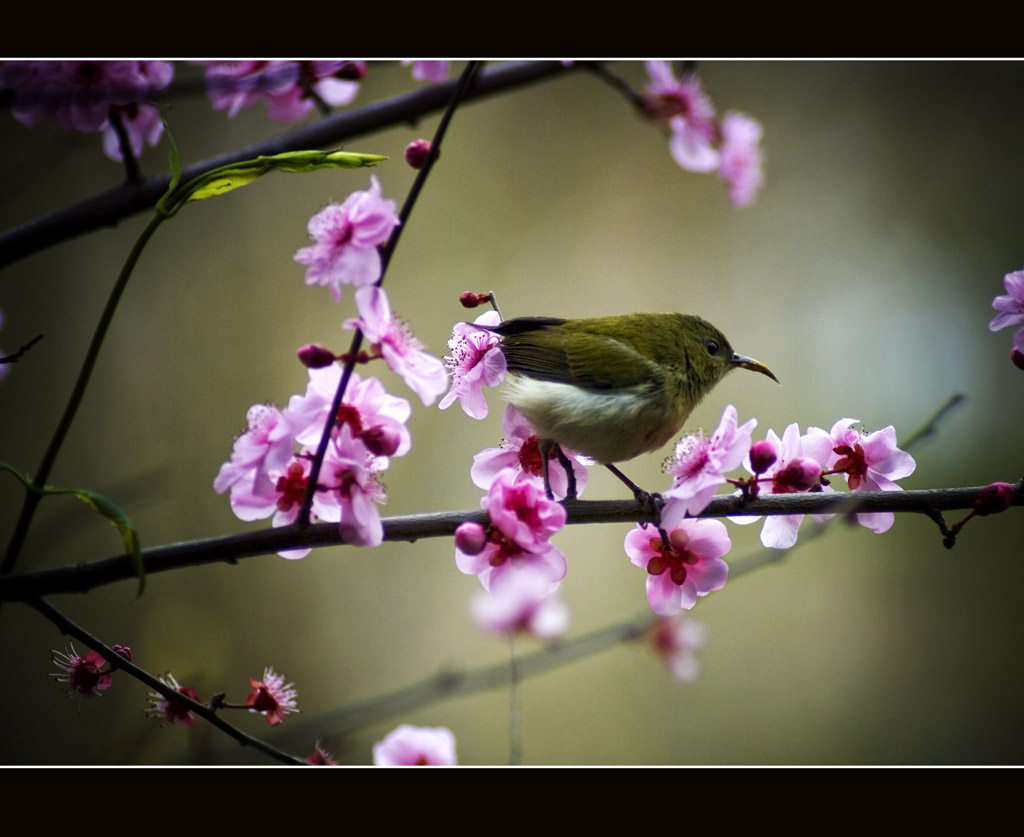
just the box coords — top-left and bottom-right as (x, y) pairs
(405, 138), (432, 169)
(459, 291), (489, 308)
(973, 481), (1015, 516)
(1012, 347), (1024, 371)
(361, 425), (401, 457)
(297, 344), (337, 368)
(749, 440), (777, 475)
(773, 457), (822, 492)
(112, 644), (132, 662)
(454, 521), (488, 555)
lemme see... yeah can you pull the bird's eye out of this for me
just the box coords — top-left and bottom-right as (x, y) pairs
(705, 340), (719, 356)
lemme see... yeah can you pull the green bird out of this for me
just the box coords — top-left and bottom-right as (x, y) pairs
(484, 312), (778, 499)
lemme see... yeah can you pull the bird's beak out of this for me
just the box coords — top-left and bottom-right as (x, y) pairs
(731, 353), (780, 384)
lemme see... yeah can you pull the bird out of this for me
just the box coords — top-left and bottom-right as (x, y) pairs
(483, 312), (778, 500)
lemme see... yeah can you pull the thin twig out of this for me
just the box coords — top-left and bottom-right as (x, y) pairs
(297, 61), (481, 527)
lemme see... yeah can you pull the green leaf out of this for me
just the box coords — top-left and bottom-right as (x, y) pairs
(70, 489), (144, 596)
(0, 463), (144, 596)
(182, 150), (388, 203)
(186, 166), (269, 201)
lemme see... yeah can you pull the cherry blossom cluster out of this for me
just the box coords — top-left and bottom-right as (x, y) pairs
(216, 177), (446, 552)
(990, 264), (1024, 370)
(214, 369), (408, 553)
(641, 61), (764, 207)
(0, 61), (173, 162)
(665, 407), (917, 547)
(196, 61), (452, 125)
(455, 468), (570, 639)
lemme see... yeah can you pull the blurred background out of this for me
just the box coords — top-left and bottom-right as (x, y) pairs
(1, 61), (1022, 765)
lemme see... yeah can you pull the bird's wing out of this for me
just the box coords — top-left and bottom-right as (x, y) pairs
(491, 318), (659, 391)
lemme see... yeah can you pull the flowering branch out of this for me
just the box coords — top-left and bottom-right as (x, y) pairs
(297, 61), (480, 527)
(1, 482), (1018, 603)
(28, 597), (306, 765)
(0, 61), (571, 269)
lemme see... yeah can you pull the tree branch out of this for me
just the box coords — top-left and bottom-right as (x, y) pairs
(0, 62), (571, 269)
(2, 482), (1019, 602)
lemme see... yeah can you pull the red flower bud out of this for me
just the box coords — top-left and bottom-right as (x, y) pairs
(361, 426), (401, 457)
(773, 458), (822, 493)
(297, 344), (337, 368)
(405, 138), (433, 169)
(973, 482), (1015, 516)
(459, 291), (488, 308)
(749, 440), (777, 475)
(455, 522), (488, 555)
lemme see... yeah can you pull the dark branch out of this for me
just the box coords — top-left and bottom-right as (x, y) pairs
(0, 62), (571, 269)
(2, 482), (1019, 602)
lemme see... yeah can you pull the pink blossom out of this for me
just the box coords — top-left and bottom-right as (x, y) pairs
(199, 61), (363, 122)
(806, 418), (915, 534)
(2, 61), (172, 161)
(485, 469), (567, 553)
(438, 311), (507, 419)
(201, 61), (299, 118)
(214, 403), (295, 502)
(456, 468), (567, 591)
(326, 438), (388, 547)
(471, 565), (570, 639)
(373, 724), (457, 766)
(471, 404), (589, 499)
(265, 61), (363, 121)
(293, 177), (400, 300)
(102, 100), (165, 161)
(649, 614), (708, 683)
(285, 366), (412, 465)
(403, 61), (450, 83)
(626, 519), (731, 616)
(733, 424), (830, 549)
(345, 286), (448, 406)
(643, 61), (719, 173)
(660, 404), (756, 526)
(246, 667), (299, 726)
(50, 644), (113, 699)
(717, 111), (764, 208)
(146, 673), (198, 728)
(299, 429), (387, 549)
(990, 266), (1024, 355)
